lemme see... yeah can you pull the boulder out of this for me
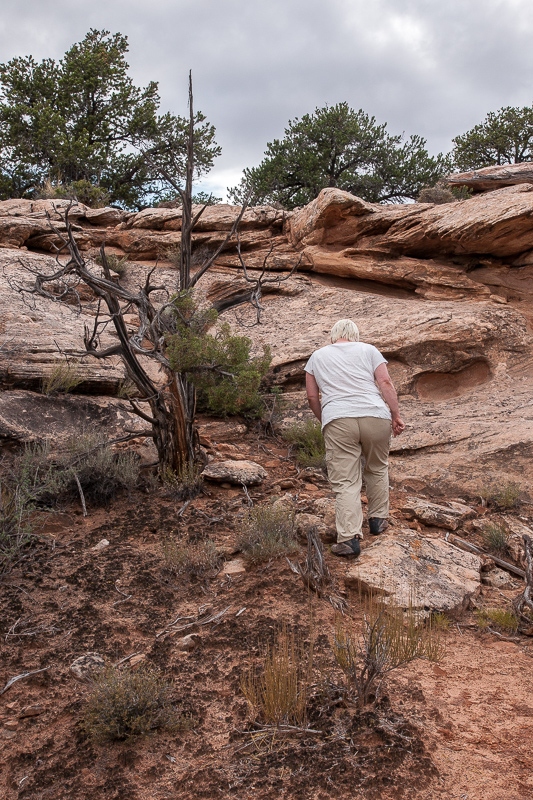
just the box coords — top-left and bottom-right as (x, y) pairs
(344, 531), (482, 612)
(201, 460), (267, 486)
(401, 497), (476, 530)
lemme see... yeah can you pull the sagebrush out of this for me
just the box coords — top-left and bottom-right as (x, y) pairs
(238, 504), (298, 564)
(81, 665), (187, 742)
(282, 419), (326, 468)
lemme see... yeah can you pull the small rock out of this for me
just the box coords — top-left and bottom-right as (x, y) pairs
(1, 730), (16, 739)
(4, 720), (18, 731)
(223, 558), (247, 576)
(70, 653), (105, 682)
(277, 479), (296, 490)
(91, 538), (110, 552)
(220, 482), (232, 489)
(294, 513), (329, 542)
(401, 497), (476, 530)
(482, 568), (516, 588)
(202, 460), (267, 486)
(18, 705), (44, 719)
(177, 634), (201, 652)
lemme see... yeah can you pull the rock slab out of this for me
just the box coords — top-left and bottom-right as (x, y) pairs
(401, 497), (476, 530)
(344, 531), (482, 612)
(201, 460), (267, 486)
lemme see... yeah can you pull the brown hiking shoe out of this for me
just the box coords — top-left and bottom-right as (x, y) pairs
(331, 537), (361, 557)
(368, 517), (389, 535)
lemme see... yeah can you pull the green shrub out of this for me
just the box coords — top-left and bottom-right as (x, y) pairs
(282, 419), (326, 468)
(161, 537), (220, 579)
(475, 608), (518, 634)
(167, 299), (271, 417)
(0, 484), (33, 574)
(238, 504), (298, 564)
(159, 462), (204, 500)
(10, 435), (140, 510)
(480, 481), (521, 509)
(42, 360), (83, 395)
(81, 664), (186, 742)
(36, 178), (109, 208)
(164, 244), (181, 268)
(94, 252), (128, 275)
(482, 521), (509, 555)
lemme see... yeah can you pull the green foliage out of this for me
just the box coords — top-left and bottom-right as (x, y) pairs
(159, 461), (203, 501)
(81, 664), (186, 742)
(36, 178), (110, 207)
(241, 625), (314, 725)
(282, 419), (326, 468)
(94, 251), (128, 275)
(158, 190), (222, 206)
(167, 302), (271, 416)
(8, 435), (139, 511)
(42, 359), (83, 395)
(480, 481), (521, 510)
(228, 102), (449, 208)
(482, 521), (510, 555)
(237, 504), (298, 564)
(0, 29), (220, 209)
(475, 607), (518, 634)
(452, 105), (533, 171)
(0, 483), (34, 574)
(161, 537), (220, 579)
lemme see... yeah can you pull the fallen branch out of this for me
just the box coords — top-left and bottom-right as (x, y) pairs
(513, 535), (533, 631)
(287, 527), (347, 613)
(1, 667), (49, 695)
(445, 533), (525, 579)
(156, 604), (231, 638)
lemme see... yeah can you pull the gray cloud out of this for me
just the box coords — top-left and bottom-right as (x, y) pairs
(1, 0), (533, 198)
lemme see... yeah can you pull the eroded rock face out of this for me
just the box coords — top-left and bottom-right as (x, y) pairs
(401, 498), (476, 530)
(446, 162), (533, 193)
(344, 532), (482, 612)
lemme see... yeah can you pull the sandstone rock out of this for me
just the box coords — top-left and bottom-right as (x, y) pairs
(0, 390), (147, 446)
(222, 558), (247, 576)
(345, 532), (482, 612)
(91, 539), (110, 552)
(202, 460), (267, 485)
(294, 513), (329, 541)
(70, 653), (105, 682)
(481, 567), (516, 588)
(18, 705), (44, 719)
(344, 529), (481, 611)
(176, 634), (201, 651)
(446, 162), (533, 193)
(401, 497), (476, 530)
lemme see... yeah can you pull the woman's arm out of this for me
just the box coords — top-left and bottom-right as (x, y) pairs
(374, 363), (405, 437)
(305, 372), (322, 423)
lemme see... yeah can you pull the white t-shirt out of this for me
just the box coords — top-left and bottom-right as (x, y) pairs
(304, 341), (391, 430)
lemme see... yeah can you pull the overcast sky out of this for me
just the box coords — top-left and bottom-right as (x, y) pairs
(2, 0), (533, 200)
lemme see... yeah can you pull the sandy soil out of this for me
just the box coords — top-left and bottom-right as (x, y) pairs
(1, 418), (532, 800)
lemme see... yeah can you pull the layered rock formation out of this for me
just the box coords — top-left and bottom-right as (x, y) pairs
(0, 164), (532, 494)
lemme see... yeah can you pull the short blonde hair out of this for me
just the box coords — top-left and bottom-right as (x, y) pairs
(330, 319), (359, 343)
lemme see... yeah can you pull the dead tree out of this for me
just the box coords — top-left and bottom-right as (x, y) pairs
(513, 534), (533, 633)
(14, 79), (300, 472)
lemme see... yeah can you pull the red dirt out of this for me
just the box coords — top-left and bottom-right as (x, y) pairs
(1, 420), (532, 800)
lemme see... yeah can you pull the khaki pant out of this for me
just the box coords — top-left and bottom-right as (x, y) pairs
(323, 416), (391, 543)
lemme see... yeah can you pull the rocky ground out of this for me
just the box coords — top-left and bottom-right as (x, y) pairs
(1, 410), (532, 800)
(1, 167), (533, 798)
